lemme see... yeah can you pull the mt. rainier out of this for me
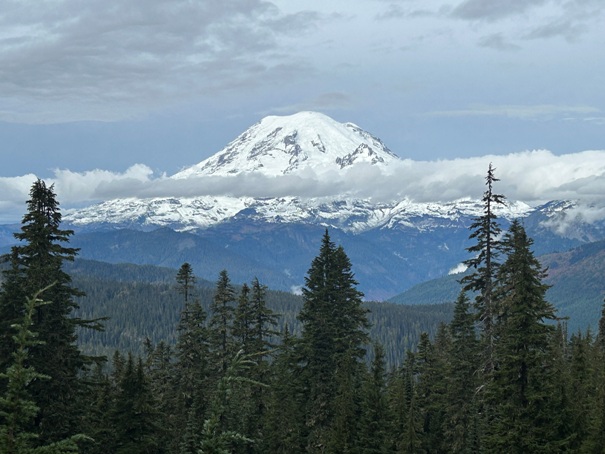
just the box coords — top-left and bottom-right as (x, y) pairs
(173, 111), (399, 178)
(58, 111), (605, 298)
(65, 111), (527, 233)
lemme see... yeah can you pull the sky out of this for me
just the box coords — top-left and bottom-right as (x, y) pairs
(1, 0), (605, 223)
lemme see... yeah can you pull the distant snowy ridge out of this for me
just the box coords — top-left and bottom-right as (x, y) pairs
(65, 194), (533, 233)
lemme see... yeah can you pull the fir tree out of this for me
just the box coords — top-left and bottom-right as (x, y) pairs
(248, 277), (279, 358)
(359, 343), (390, 454)
(208, 270), (236, 377)
(297, 230), (369, 452)
(460, 163), (505, 375)
(0, 288), (87, 453)
(415, 331), (447, 453)
(176, 262), (196, 303)
(0, 179), (101, 444)
(198, 351), (262, 454)
(583, 304), (605, 453)
(233, 284), (253, 354)
(444, 292), (480, 453)
(485, 220), (563, 452)
(174, 294), (210, 453)
(261, 326), (305, 454)
(111, 354), (160, 454)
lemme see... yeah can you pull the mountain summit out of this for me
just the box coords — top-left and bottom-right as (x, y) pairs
(173, 111), (399, 178)
(51, 111), (605, 299)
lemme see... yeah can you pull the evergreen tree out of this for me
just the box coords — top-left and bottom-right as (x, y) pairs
(0, 288), (87, 453)
(233, 284), (253, 354)
(232, 278), (279, 451)
(444, 291), (480, 453)
(484, 220), (563, 452)
(415, 331), (447, 453)
(460, 163), (505, 374)
(566, 331), (595, 450)
(176, 262), (196, 303)
(174, 297), (210, 453)
(111, 354), (160, 454)
(325, 350), (363, 454)
(359, 343), (390, 454)
(248, 277), (279, 358)
(297, 230), (370, 452)
(583, 304), (605, 453)
(0, 179), (100, 444)
(143, 340), (174, 452)
(198, 351), (262, 454)
(262, 326), (305, 454)
(208, 270), (236, 377)
(397, 352), (422, 454)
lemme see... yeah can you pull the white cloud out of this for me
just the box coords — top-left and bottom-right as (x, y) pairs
(448, 263), (468, 275)
(4, 149), (605, 225)
(0, 174), (38, 223)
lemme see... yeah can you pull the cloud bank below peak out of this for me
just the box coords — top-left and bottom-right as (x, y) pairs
(2, 149), (605, 224)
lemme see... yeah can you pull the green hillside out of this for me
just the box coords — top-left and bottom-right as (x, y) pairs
(389, 240), (605, 334)
(66, 259), (452, 368)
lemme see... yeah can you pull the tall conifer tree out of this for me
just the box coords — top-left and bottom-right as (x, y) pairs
(298, 230), (369, 452)
(485, 220), (563, 452)
(461, 163), (505, 374)
(444, 291), (481, 453)
(0, 179), (98, 444)
(208, 270), (236, 377)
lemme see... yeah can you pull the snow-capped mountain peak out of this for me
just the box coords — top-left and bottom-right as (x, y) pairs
(173, 111), (399, 178)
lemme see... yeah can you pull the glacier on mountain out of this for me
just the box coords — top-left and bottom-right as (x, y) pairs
(64, 111), (560, 235)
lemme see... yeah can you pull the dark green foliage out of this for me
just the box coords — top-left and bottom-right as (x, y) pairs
(261, 327), (306, 454)
(233, 283), (253, 353)
(484, 220), (564, 452)
(0, 288), (87, 453)
(248, 277), (280, 357)
(358, 343), (390, 454)
(111, 354), (161, 454)
(460, 163), (506, 374)
(176, 262), (195, 303)
(443, 292), (480, 453)
(297, 230), (370, 451)
(0, 180), (100, 445)
(173, 295), (210, 452)
(198, 351), (262, 454)
(208, 270), (236, 377)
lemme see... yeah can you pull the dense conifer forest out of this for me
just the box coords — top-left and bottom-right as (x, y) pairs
(2, 174), (605, 453)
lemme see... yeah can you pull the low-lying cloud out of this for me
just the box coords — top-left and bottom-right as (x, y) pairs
(3, 149), (605, 224)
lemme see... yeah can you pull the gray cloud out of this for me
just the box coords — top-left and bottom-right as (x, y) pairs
(375, 4), (407, 20)
(0, 0), (320, 123)
(452, 0), (548, 21)
(522, 0), (604, 42)
(426, 104), (600, 120)
(478, 33), (521, 51)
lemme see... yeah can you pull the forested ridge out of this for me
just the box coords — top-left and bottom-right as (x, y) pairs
(2, 174), (605, 453)
(64, 263), (452, 367)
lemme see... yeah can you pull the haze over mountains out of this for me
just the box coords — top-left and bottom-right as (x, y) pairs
(3, 111), (605, 301)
